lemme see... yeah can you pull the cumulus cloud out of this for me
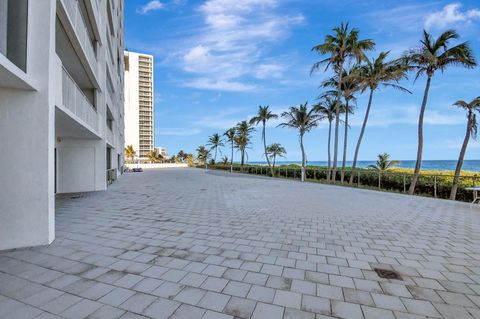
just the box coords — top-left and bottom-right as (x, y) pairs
(137, 0), (164, 14)
(178, 0), (304, 91)
(425, 3), (480, 28)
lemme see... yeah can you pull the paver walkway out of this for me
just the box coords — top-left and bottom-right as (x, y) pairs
(1, 168), (480, 319)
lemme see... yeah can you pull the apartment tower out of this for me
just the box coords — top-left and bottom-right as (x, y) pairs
(0, 0), (125, 250)
(124, 51), (154, 161)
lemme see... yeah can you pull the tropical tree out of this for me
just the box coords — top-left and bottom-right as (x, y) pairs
(349, 51), (410, 184)
(312, 23), (374, 182)
(265, 143), (287, 171)
(313, 96), (338, 181)
(224, 127), (236, 172)
(125, 145), (136, 163)
(235, 121), (254, 168)
(177, 150), (187, 163)
(450, 97), (480, 200)
(250, 105), (278, 176)
(368, 153), (400, 170)
(196, 145), (210, 168)
(221, 155), (229, 165)
(207, 133), (224, 164)
(322, 66), (362, 182)
(147, 149), (163, 163)
(404, 29), (476, 195)
(278, 102), (321, 182)
(185, 154), (194, 167)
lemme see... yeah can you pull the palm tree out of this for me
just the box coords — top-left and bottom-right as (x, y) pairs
(235, 121), (254, 168)
(196, 145), (210, 168)
(322, 66), (362, 182)
(349, 51), (410, 184)
(368, 153), (400, 170)
(221, 155), (229, 165)
(207, 133), (224, 164)
(313, 96), (338, 181)
(278, 102), (321, 182)
(250, 106), (278, 176)
(265, 143), (287, 171)
(404, 29), (476, 195)
(224, 127), (236, 172)
(312, 23), (374, 182)
(450, 97), (480, 200)
(125, 145), (136, 163)
(177, 150), (187, 163)
(147, 150), (163, 163)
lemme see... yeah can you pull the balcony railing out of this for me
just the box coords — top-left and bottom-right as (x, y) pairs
(62, 67), (98, 132)
(62, 0), (97, 70)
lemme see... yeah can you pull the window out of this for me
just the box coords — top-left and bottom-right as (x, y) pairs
(0, 0), (28, 72)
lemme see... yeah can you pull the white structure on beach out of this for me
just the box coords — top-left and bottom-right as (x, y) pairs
(0, 0), (125, 250)
(124, 51), (154, 161)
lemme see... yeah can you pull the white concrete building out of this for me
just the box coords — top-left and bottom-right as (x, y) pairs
(0, 0), (125, 250)
(124, 51), (154, 161)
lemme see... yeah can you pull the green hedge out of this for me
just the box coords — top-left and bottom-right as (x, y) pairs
(200, 164), (477, 202)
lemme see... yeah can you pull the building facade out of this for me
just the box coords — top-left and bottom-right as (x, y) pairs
(124, 51), (154, 161)
(0, 0), (125, 250)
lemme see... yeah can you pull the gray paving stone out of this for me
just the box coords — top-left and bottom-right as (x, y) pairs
(143, 298), (181, 319)
(251, 302), (284, 319)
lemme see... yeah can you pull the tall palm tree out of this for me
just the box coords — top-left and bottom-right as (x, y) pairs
(235, 121), (254, 168)
(313, 96), (338, 181)
(368, 153), (400, 170)
(450, 97), (480, 200)
(278, 102), (321, 182)
(147, 150), (163, 163)
(224, 127), (236, 172)
(207, 133), (224, 164)
(125, 145), (136, 163)
(322, 66), (362, 182)
(404, 29), (476, 195)
(312, 23), (374, 182)
(349, 51), (411, 184)
(196, 145), (210, 168)
(250, 105), (278, 176)
(265, 143), (287, 171)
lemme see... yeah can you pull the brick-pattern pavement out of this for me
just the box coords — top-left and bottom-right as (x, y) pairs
(1, 168), (480, 318)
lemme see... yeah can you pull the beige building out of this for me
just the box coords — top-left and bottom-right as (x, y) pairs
(124, 51), (154, 160)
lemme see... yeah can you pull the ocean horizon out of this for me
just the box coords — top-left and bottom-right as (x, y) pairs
(246, 160), (480, 172)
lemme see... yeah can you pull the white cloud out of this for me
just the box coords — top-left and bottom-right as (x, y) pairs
(425, 3), (480, 29)
(176, 0), (304, 91)
(137, 0), (164, 14)
(156, 128), (201, 136)
(183, 78), (256, 92)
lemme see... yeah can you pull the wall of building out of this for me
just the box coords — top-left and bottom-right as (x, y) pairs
(124, 52), (140, 154)
(0, 0), (56, 250)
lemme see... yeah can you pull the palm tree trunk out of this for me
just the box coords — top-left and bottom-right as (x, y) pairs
(341, 100), (349, 183)
(332, 65), (345, 183)
(408, 76), (432, 195)
(230, 141), (234, 173)
(214, 148), (218, 163)
(327, 120), (332, 181)
(450, 111), (472, 200)
(300, 133), (306, 182)
(262, 123), (273, 176)
(349, 89), (374, 184)
(273, 155), (276, 171)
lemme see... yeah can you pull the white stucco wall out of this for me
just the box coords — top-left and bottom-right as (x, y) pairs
(0, 0), (56, 250)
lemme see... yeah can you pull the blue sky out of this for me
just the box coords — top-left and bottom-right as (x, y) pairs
(125, 0), (480, 161)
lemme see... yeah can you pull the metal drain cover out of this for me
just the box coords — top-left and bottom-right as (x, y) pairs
(374, 268), (402, 280)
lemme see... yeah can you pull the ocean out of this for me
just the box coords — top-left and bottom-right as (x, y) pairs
(248, 160), (480, 172)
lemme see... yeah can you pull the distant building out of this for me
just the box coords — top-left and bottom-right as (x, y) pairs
(124, 51), (154, 161)
(0, 0), (125, 250)
(155, 147), (168, 159)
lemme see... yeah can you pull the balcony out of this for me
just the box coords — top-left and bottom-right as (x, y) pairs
(62, 67), (98, 132)
(60, 0), (98, 80)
